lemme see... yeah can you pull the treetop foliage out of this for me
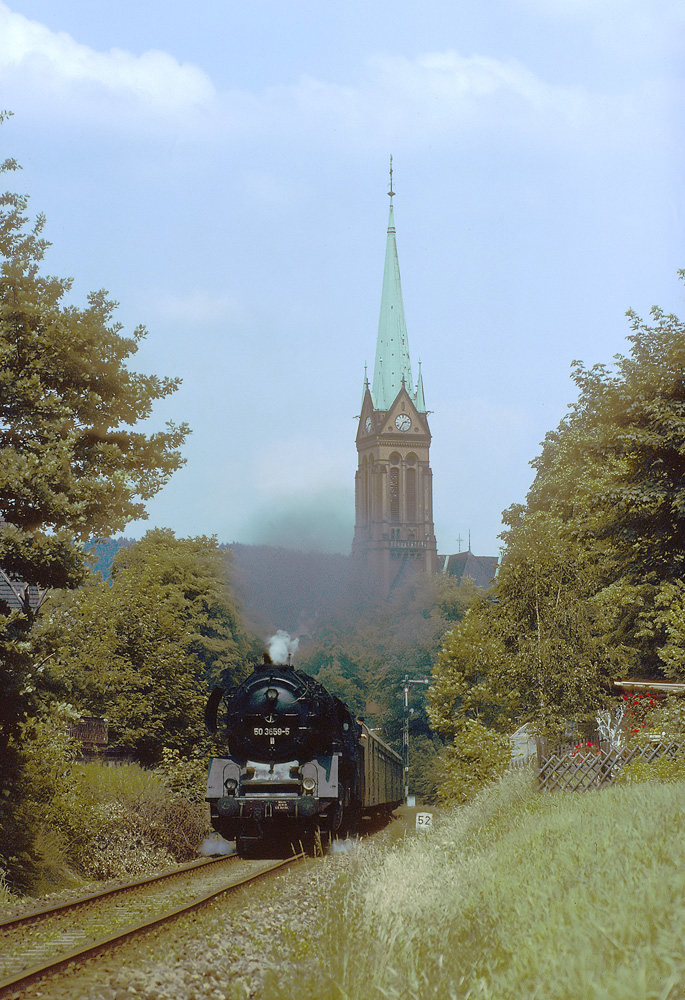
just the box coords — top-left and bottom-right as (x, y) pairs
(0, 115), (191, 883)
(0, 120), (189, 594)
(37, 530), (254, 763)
(430, 279), (685, 745)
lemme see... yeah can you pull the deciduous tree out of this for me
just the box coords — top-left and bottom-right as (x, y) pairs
(38, 531), (253, 762)
(0, 114), (188, 881)
(429, 279), (685, 771)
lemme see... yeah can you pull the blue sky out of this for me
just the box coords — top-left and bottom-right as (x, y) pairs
(1, 0), (683, 557)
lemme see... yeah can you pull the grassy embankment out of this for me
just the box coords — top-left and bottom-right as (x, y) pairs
(0, 761), (207, 901)
(265, 769), (685, 1000)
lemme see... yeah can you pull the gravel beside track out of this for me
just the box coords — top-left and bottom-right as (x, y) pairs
(0, 851), (350, 1000)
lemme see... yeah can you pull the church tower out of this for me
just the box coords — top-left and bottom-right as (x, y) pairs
(352, 162), (437, 593)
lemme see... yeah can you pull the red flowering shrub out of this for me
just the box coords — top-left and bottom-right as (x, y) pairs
(570, 741), (602, 758)
(620, 692), (658, 743)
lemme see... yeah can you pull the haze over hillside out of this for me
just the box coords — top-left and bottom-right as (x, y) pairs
(87, 536), (356, 642)
(224, 543), (354, 639)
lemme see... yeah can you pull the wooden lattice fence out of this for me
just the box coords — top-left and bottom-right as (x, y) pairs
(536, 739), (685, 792)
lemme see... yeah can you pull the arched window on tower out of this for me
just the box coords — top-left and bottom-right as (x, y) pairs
(367, 456), (374, 523)
(406, 453), (417, 523)
(374, 461), (382, 517)
(389, 452), (400, 523)
(361, 456), (369, 524)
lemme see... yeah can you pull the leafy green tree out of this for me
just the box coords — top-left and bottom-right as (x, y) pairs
(430, 532), (612, 748)
(573, 297), (685, 579)
(0, 208), (188, 594)
(407, 734), (443, 803)
(427, 598), (511, 741)
(495, 511), (612, 737)
(522, 287), (685, 679)
(436, 719), (511, 806)
(429, 279), (685, 775)
(37, 531), (253, 762)
(0, 114), (188, 882)
(306, 661), (367, 717)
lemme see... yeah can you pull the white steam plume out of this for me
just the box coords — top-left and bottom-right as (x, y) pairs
(268, 630), (299, 664)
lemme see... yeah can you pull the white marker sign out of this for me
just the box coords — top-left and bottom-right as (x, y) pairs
(416, 812), (433, 831)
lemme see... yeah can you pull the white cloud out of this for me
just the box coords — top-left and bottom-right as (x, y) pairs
(215, 49), (658, 155)
(0, 1), (670, 154)
(0, 2), (215, 117)
(218, 52), (577, 141)
(362, 51), (588, 135)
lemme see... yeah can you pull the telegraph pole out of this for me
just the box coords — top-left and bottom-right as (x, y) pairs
(403, 675), (430, 802)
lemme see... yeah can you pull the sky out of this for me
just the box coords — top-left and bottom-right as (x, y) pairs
(0, 0), (683, 558)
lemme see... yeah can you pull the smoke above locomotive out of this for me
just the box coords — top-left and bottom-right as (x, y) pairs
(267, 629), (299, 665)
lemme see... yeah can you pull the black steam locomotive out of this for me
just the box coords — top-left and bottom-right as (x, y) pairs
(205, 657), (403, 852)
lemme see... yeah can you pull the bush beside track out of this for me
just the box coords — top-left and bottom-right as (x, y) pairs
(0, 758), (208, 903)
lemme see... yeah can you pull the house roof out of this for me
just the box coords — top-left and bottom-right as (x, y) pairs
(0, 568), (43, 614)
(614, 679), (685, 696)
(0, 517), (45, 613)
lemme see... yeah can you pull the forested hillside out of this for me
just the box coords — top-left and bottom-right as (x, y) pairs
(86, 539), (354, 638)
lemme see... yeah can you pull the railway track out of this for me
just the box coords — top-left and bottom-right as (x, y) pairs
(0, 852), (304, 998)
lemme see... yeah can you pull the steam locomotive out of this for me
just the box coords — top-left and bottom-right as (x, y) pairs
(205, 656), (403, 852)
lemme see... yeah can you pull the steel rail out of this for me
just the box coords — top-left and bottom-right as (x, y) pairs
(0, 853), (237, 931)
(0, 854), (305, 998)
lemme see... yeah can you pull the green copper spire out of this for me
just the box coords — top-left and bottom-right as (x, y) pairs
(360, 363), (370, 410)
(415, 360), (426, 412)
(370, 159), (425, 412)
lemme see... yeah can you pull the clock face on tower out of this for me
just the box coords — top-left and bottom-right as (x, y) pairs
(365, 417), (372, 433)
(395, 413), (412, 432)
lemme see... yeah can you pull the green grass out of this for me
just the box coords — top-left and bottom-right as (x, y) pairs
(0, 868), (18, 906)
(265, 770), (685, 1000)
(75, 759), (170, 802)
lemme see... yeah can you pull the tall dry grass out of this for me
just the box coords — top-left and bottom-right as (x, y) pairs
(264, 770), (685, 1000)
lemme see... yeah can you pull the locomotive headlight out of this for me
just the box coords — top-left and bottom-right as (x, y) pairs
(224, 777), (238, 795)
(266, 687), (279, 703)
(302, 776), (316, 794)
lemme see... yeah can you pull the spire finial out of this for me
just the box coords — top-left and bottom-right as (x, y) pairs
(388, 155), (394, 200)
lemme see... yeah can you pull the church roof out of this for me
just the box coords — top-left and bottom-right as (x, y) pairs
(370, 162), (426, 414)
(439, 551), (499, 590)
